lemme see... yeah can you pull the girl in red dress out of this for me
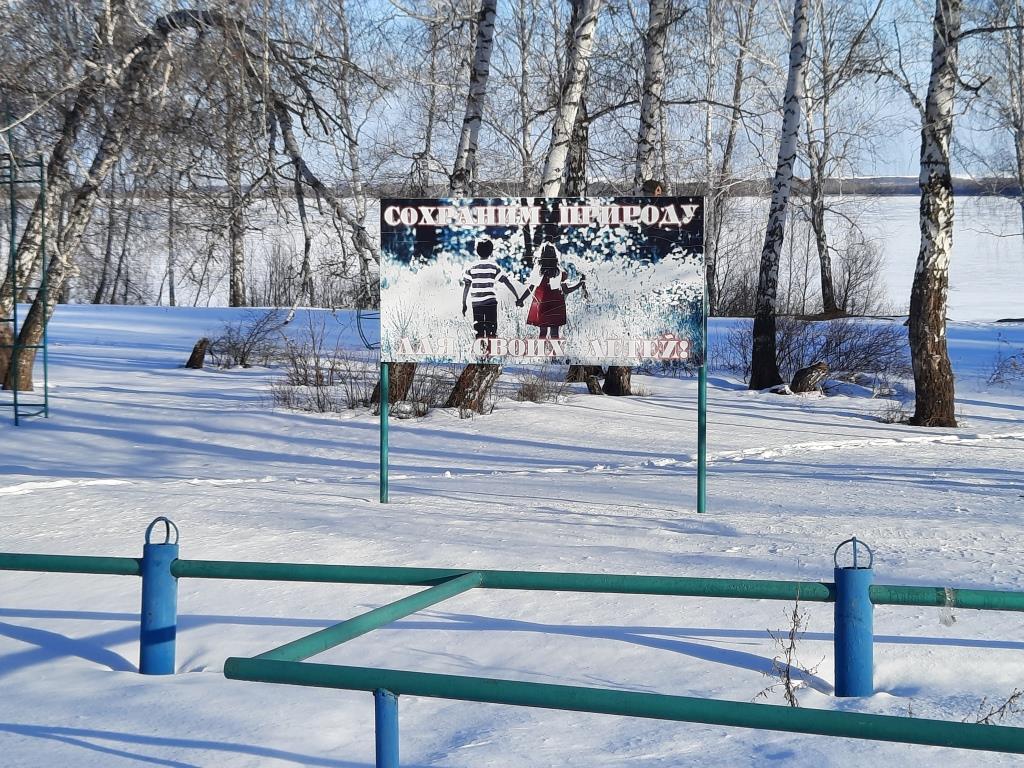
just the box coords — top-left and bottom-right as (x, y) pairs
(518, 244), (586, 339)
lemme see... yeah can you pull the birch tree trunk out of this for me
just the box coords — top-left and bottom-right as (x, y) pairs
(1008, 0), (1024, 237)
(748, 0), (810, 390)
(634, 0), (670, 192)
(166, 175), (177, 308)
(602, 0), (670, 397)
(908, 0), (960, 427)
(563, 2), (595, 386)
(450, 0), (498, 196)
(226, 90), (246, 307)
(441, 0), (503, 412)
(4, 9), (380, 389)
(540, 0), (603, 196)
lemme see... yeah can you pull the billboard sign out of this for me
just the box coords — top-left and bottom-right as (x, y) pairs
(380, 196), (704, 365)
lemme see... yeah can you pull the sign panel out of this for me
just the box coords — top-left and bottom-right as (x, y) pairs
(380, 196), (704, 365)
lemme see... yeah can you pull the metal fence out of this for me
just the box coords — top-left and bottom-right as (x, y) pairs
(3, 520), (1024, 765)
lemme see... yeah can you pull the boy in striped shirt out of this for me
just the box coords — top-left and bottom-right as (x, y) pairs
(461, 239), (519, 339)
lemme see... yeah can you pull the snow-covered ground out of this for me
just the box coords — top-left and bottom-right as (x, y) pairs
(1, 305), (1023, 766)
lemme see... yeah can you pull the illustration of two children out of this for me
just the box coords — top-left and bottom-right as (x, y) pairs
(461, 240), (586, 340)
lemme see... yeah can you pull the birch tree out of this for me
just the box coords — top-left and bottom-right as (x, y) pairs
(748, 0), (810, 390)
(441, 0), (504, 412)
(540, 0), (603, 196)
(451, 0), (499, 195)
(907, 0), (961, 427)
(634, 0), (670, 192)
(3, 7), (381, 390)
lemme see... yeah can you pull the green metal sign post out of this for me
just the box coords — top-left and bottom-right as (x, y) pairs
(697, 274), (708, 514)
(379, 362), (389, 504)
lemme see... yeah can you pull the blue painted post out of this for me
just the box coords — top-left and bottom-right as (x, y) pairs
(140, 517), (179, 675)
(833, 537), (874, 697)
(375, 688), (399, 768)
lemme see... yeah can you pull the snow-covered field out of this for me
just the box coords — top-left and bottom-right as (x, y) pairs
(1, 305), (1023, 767)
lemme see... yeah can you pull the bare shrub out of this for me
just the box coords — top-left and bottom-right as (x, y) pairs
(988, 335), (1024, 385)
(715, 318), (911, 383)
(274, 316), (375, 412)
(401, 363), (457, 413)
(210, 309), (285, 368)
(755, 599), (823, 708)
(877, 397), (910, 424)
(834, 237), (898, 316)
(512, 367), (570, 403)
(272, 317), (455, 417)
(968, 689), (1024, 725)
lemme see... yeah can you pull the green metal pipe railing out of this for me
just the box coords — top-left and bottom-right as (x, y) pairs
(222, 658), (1024, 754)
(258, 572), (483, 662)
(6, 553), (1024, 612)
(0, 552), (141, 577)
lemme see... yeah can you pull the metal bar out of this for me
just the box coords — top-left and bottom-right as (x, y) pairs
(697, 255), (708, 514)
(171, 559), (834, 600)
(380, 361), (389, 503)
(870, 584), (1024, 612)
(6, 553), (1024, 613)
(39, 157), (48, 418)
(0, 552), (142, 576)
(222, 660), (1024, 754)
(257, 572), (483, 662)
(374, 689), (399, 768)
(7, 155), (17, 425)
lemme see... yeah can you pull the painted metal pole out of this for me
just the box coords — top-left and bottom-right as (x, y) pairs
(8, 157), (18, 426)
(697, 253), (708, 514)
(374, 688), (399, 768)
(223, 659), (1024, 754)
(380, 361), (389, 504)
(834, 537), (874, 697)
(139, 517), (179, 675)
(39, 158), (49, 418)
(257, 572), (482, 662)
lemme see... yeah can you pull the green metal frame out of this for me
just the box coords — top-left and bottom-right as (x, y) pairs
(6, 550), (1024, 754)
(1, 153), (49, 425)
(5, 553), (1024, 611)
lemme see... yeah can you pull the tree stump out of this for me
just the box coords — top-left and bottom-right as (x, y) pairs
(445, 363), (501, 413)
(0, 325), (12, 384)
(602, 365), (632, 396)
(790, 361), (829, 393)
(585, 375), (604, 395)
(567, 365), (603, 384)
(371, 362), (418, 404)
(185, 338), (210, 369)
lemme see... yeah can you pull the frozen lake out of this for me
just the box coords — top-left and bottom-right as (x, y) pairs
(863, 195), (1023, 322)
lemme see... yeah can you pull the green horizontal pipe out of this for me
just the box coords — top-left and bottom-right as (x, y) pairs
(6, 553), (1024, 614)
(871, 585), (1024, 612)
(173, 559), (834, 601)
(223, 659), (1024, 754)
(258, 572), (484, 662)
(0, 552), (141, 577)
(172, 559), (467, 586)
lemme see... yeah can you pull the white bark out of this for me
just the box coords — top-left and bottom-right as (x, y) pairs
(909, 0), (960, 426)
(749, 0), (810, 389)
(634, 0), (670, 192)
(540, 0), (603, 196)
(451, 0), (498, 196)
